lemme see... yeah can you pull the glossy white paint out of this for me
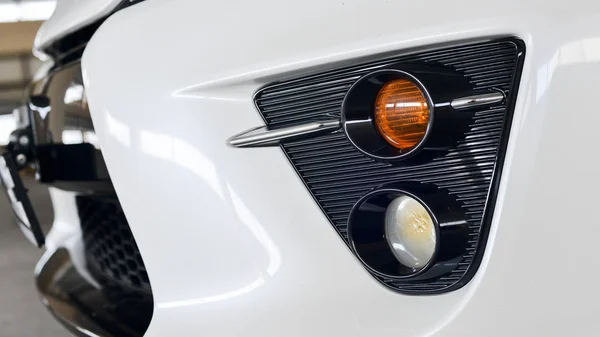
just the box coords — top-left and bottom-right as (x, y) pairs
(81, 0), (600, 335)
(33, 0), (121, 55)
(44, 187), (99, 287)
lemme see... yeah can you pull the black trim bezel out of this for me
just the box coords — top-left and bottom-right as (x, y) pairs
(253, 37), (526, 294)
(444, 39), (526, 292)
(348, 187), (441, 279)
(348, 183), (470, 282)
(341, 69), (435, 161)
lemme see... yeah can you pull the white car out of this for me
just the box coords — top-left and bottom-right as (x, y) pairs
(1, 0), (599, 336)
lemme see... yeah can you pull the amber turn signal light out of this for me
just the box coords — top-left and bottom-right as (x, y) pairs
(374, 79), (430, 151)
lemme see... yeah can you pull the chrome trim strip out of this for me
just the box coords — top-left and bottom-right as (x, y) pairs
(450, 92), (505, 109)
(232, 92), (503, 148)
(36, 248), (112, 337)
(227, 120), (341, 147)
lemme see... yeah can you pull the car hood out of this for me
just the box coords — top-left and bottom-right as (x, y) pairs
(33, 0), (122, 56)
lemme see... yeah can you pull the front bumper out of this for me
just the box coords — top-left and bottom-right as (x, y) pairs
(81, 0), (600, 336)
(21, 56), (154, 337)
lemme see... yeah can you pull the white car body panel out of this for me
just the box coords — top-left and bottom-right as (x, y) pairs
(33, 0), (121, 54)
(43, 188), (100, 288)
(36, 0), (597, 335)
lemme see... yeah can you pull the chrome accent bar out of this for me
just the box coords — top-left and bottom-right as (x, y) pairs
(228, 120), (341, 147)
(450, 92), (505, 109)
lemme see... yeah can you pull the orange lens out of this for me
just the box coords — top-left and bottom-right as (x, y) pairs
(374, 79), (430, 151)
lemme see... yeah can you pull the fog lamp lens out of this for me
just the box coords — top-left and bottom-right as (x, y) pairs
(374, 79), (430, 151)
(385, 195), (436, 269)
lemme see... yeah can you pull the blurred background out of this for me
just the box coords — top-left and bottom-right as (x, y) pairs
(0, 0), (52, 145)
(0, 1), (67, 336)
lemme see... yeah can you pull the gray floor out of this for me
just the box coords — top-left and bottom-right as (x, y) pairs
(0, 176), (66, 337)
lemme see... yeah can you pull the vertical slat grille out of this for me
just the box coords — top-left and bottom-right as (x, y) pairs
(255, 39), (522, 292)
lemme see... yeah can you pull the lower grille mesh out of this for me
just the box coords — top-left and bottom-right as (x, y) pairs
(255, 39), (523, 292)
(78, 195), (151, 292)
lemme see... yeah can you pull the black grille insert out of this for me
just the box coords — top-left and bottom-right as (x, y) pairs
(254, 38), (524, 293)
(78, 195), (151, 293)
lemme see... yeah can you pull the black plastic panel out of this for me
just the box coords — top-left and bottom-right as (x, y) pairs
(254, 38), (524, 293)
(28, 63), (112, 190)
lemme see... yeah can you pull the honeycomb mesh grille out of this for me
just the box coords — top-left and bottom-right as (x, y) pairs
(255, 39), (523, 292)
(78, 195), (150, 292)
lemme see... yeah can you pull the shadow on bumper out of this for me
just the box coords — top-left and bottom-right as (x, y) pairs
(35, 248), (152, 337)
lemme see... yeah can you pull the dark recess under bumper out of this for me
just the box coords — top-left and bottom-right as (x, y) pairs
(35, 248), (152, 337)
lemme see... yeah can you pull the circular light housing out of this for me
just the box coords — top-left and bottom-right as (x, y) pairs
(374, 79), (430, 151)
(341, 70), (434, 161)
(348, 185), (469, 281)
(384, 195), (436, 269)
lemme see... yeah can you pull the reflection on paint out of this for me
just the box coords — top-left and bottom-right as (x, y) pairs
(139, 139), (282, 310)
(157, 277), (265, 309)
(139, 130), (224, 199)
(172, 30), (459, 97)
(227, 184), (281, 276)
(106, 111), (131, 147)
(140, 130), (171, 160)
(537, 38), (600, 102)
